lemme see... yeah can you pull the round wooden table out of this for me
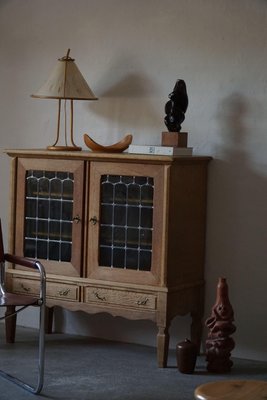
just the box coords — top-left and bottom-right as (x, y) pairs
(194, 380), (267, 400)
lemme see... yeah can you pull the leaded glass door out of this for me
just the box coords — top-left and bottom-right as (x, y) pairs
(15, 158), (84, 277)
(88, 162), (165, 285)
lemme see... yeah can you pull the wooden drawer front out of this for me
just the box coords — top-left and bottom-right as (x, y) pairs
(12, 278), (80, 302)
(12, 278), (40, 296)
(47, 282), (80, 301)
(85, 287), (156, 310)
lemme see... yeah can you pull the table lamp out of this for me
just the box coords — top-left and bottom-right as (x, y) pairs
(31, 49), (98, 151)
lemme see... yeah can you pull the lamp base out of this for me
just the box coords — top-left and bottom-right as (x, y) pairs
(47, 145), (82, 151)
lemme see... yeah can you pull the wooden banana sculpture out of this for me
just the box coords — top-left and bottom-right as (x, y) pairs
(84, 133), (133, 153)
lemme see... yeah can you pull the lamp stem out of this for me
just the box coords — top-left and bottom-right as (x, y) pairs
(51, 99), (61, 147)
(70, 99), (75, 146)
(64, 99), (68, 146)
(47, 98), (81, 151)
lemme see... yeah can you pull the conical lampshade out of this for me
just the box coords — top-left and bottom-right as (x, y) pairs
(31, 50), (98, 100)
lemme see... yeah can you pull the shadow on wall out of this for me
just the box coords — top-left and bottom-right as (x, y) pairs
(86, 71), (162, 143)
(97, 72), (159, 98)
(205, 93), (267, 359)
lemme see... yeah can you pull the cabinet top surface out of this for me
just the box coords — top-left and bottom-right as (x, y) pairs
(4, 148), (212, 164)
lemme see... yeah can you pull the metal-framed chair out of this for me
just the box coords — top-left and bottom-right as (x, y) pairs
(0, 219), (46, 394)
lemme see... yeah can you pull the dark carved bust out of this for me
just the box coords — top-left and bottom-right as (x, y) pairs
(164, 79), (188, 132)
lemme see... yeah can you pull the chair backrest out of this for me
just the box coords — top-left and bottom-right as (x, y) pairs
(0, 219), (4, 263)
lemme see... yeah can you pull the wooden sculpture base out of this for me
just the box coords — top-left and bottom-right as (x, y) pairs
(162, 132), (188, 148)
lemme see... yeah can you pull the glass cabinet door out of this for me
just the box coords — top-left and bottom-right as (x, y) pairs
(15, 158), (85, 276)
(88, 162), (166, 285)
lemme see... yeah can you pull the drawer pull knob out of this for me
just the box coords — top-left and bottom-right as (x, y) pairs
(137, 298), (149, 306)
(90, 216), (98, 225)
(72, 215), (81, 224)
(58, 289), (70, 296)
(94, 291), (106, 301)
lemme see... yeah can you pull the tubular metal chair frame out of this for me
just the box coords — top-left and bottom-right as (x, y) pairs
(0, 220), (46, 394)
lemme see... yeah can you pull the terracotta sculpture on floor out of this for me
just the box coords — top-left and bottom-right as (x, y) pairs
(205, 277), (236, 373)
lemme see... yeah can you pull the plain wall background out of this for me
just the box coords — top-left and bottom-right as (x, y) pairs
(0, 0), (267, 361)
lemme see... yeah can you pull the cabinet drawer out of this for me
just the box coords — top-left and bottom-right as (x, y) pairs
(84, 287), (156, 310)
(12, 278), (80, 302)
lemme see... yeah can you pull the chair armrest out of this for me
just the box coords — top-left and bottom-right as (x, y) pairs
(5, 253), (39, 269)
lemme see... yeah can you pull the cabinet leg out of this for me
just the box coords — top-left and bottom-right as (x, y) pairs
(190, 310), (203, 354)
(157, 325), (170, 368)
(45, 306), (54, 334)
(5, 305), (17, 343)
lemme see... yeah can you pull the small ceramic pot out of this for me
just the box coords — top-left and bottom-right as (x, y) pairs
(176, 338), (197, 374)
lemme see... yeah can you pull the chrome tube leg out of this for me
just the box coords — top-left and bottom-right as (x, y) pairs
(34, 260), (46, 394)
(34, 300), (46, 394)
(0, 261), (46, 394)
(0, 303), (45, 394)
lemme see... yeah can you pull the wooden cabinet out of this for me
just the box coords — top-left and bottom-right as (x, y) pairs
(5, 149), (211, 367)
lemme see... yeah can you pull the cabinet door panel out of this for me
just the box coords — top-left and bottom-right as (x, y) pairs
(87, 162), (167, 285)
(15, 158), (85, 276)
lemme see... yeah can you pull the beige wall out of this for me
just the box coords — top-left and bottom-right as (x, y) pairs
(1, 0), (267, 361)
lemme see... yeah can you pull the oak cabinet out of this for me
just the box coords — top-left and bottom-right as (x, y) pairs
(5, 149), (211, 367)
